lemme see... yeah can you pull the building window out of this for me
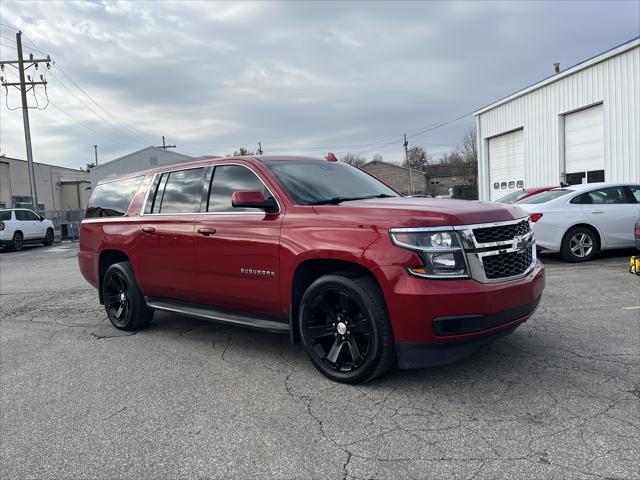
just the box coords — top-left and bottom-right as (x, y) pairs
(493, 182), (500, 190)
(516, 180), (524, 188)
(508, 181), (515, 189)
(500, 182), (507, 189)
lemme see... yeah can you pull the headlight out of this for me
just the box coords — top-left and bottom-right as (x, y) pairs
(390, 228), (469, 278)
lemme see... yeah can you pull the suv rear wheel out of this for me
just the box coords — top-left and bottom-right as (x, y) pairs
(561, 226), (598, 262)
(299, 273), (394, 384)
(102, 261), (153, 330)
(9, 231), (23, 251)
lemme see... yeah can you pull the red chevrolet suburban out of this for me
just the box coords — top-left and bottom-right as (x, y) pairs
(79, 156), (544, 383)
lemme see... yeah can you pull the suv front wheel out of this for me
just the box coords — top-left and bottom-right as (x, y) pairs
(102, 261), (154, 330)
(298, 273), (394, 384)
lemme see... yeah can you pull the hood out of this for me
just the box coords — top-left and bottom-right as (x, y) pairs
(312, 197), (528, 227)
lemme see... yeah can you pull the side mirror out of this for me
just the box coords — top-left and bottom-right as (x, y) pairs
(231, 191), (277, 213)
(39, 216), (45, 221)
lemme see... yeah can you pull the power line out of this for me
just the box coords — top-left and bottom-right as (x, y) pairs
(45, 69), (150, 147)
(33, 89), (134, 146)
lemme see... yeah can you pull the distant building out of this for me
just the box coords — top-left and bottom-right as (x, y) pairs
(360, 161), (426, 195)
(90, 146), (200, 185)
(475, 37), (639, 201)
(0, 155), (91, 211)
(424, 163), (477, 198)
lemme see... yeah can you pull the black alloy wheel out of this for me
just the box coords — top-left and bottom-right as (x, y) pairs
(104, 268), (133, 328)
(43, 228), (54, 246)
(10, 231), (23, 251)
(299, 274), (394, 384)
(102, 262), (153, 330)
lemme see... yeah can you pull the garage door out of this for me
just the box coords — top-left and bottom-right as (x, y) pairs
(564, 104), (604, 185)
(488, 129), (524, 201)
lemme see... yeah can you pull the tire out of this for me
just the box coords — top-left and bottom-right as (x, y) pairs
(43, 228), (54, 246)
(561, 226), (599, 262)
(298, 273), (394, 384)
(102, 261), (153, 330)
(8, 231), (24, 251)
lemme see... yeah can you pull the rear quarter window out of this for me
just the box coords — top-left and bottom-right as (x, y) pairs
(85, 176), (144, 218)
(0, 211), (11, 221)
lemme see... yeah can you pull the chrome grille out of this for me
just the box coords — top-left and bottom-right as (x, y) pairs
(454, 217), (536, 283)
(473, 219), (530, 244)
(482, 248), (533, 279)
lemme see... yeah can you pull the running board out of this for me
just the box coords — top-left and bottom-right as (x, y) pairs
(145, 297), (289, 334)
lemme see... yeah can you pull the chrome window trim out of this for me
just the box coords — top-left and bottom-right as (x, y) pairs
(140, 163), (281, 217)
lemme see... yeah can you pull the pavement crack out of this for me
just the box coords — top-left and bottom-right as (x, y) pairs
(103, 406), (127, 420)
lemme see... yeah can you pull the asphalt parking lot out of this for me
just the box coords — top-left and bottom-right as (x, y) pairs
(1, 244), (638, 479)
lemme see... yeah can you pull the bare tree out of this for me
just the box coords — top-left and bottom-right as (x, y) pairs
(231, 147), (255, 156)
(402, 145), (431, 170)
(437, 127), (478, 185)
(80, 162), (95, 172)
(339, 152), (367, 167)
(372, 153), (383, 162)
(458, 126), (478, 164)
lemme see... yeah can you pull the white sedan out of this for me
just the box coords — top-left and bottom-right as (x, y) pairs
(516, 182), (639, 262)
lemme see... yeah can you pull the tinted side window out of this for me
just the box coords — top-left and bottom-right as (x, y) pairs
(85, 176), (144, 218)
(15, 210), (28, 221)
(570, 187), (628, 205)
(157, 168), (205, 214)
(626, 185), (640, 203)
(23, 210), (40, 221)
(0, 211), (11, 221)
(208, 165), (271, 213)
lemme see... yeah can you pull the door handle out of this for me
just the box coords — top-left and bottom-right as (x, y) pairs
(141, 226), (156, 234)
(590, 211), (604, 214)
(197, 227), (217, 236)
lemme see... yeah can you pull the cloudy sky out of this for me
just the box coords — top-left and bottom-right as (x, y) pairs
(0, 0), (638, 169)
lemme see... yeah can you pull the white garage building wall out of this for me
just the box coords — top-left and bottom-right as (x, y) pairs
(90, 146), (195, 185)
(475, 38), (639, 201)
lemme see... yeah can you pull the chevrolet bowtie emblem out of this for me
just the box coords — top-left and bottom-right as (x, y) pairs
(512, 235), (527, 251)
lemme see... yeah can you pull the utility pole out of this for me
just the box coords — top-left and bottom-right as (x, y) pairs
(156, 135), (176, 150)
(94, 145), (99, 166)
(0, 31), (51, 212)
(257, 141), (263, 155)
(403, 133), (413, 195)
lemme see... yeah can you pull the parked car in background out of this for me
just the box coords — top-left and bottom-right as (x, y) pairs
(0, 208), (55, 251)
(517, 183), (639, 262)
(494, 186), (557, 204)
(635, 217), (640, 250)
(78, 155), (545, 384)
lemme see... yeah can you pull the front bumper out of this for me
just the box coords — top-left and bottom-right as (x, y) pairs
(395, 296), (540, 369)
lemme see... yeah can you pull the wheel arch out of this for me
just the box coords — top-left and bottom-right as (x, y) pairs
(289, 258), (386, 343)
(98, 250), (130, 304)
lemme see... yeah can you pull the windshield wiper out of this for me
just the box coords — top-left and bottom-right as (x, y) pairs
(308, 194), (395, 205)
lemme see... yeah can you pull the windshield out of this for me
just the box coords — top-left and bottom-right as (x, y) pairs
(265, 160), (398, 205)
(517, 189), (573, 204)
(495, 190), (528, 204)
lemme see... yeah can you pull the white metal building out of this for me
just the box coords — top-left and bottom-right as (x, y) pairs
(475, 37), (640, 201)
(0, 155), (91, 210)
(90, 146), (196, 185)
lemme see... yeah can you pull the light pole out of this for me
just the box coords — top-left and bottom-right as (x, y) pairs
(94, 145), (98, 166)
